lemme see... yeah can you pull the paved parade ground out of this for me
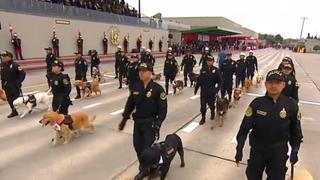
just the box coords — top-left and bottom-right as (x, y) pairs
(0, 48), (319, 180)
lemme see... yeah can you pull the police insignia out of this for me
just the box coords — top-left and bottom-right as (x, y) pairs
(160, 92), (167, 100)
(288, 80), (291, 85)
(245, 106), (252, 117)
(18, 66), (22, 71)
(256, 110), (267, 116)
(297, 110), (301, 121)
(63, 79), (69, 85)
(54, 80), (59, 85)
(133, 91), (139, 95)
(280, 108), (287, 118)
(146, 91), (152, 98)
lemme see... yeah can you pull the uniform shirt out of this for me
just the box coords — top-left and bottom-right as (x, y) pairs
(141, 54), (155, 66)
(235, 59), (247, 76)
(74, 57), (88, 78)
(115, 50), (122, 65)
(282, 74), (299, 101)
(163, 57), (178, 76)
(245, 55), (258, 72)
(118, 55), (129, 71)
(50, 73), (71, 97)
(181, 54), (196, 71)
(46, 53), (56, 73)
(77, 38), (83, 47)
(195, 66), (221, 94)
(127, 61), (139, 82)
(91, 56), (100, 67)
(102, 38), (108, 46)
(221, 59), (236, 80)
(123, 80), (167, 124)
(199, 53), (212, 67)
(236, 95), (303, 151)
(11, 38), (22, 49)
(52, 38), (59, 47)
(0, 61), (26, 90)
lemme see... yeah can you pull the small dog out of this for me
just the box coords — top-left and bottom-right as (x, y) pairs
(152, 73), (162, 81)
(135, 133), (185, 180)
(188, 72), (199, 87)
(92, 67), (106, 83)
(244, 79), (252, 92)
(172, 80), (184, 95)
(74, 80), (101, 97)
(233, 87), (242, 106)
(212, 96), (229, 129)
(39, 111), (96, 145)
(256, 74), (263, 86)
(13, 89), (52, 118)
(0, 89), (7, 102)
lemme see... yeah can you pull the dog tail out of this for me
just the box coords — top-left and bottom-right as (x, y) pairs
(90, 115), (96, 122)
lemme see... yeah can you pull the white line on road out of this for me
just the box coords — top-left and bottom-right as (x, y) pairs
(300, 100), (320, 106)
(100, 81), (117, 86)
(83, 103), (102, 109)
(110, 108), (124, 116)
(104, 74), (115, 78)
(190, 95), (200, 100)
(182, 122), (199, 133)
(25, 90), (39, 95)
(231, 134), (237, 144)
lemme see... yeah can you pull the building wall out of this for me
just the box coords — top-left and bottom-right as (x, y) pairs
(168, 29), (182, 44)
(0, 11), (168, 58)
(305, 39), (320, 53)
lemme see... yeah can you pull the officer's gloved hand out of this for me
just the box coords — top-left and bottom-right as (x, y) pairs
(153, 121), (161, 140)
(290, 149), (299, 165)
(235, 150), (243, 165)
(118, 118), (127, 131)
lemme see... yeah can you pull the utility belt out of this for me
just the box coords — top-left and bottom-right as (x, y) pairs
(250, 136), (287, 148)
(133, 114), (155, 124)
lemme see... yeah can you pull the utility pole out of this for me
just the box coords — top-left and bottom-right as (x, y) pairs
(138, 0), (141, 18)
(300, 17), (307, 39)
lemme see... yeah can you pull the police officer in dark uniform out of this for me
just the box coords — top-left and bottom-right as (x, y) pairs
(199, 47), (211, 68)
(159, 39), (163, 52)
(278, 55), (295, 76)
(194, 56), (221, 125)
(118, 63), (167, 178)
(52, 34), (60, 57)
(235, 69), (303, 180)
(127, 54), (140, 91)
(114, 46), (122, 79)
(181, 49), (196, 87)
(74, 52), (88, 99)
(235, 52), (247, 88)
(245, 50), (258, 80)
(77, 35), (84, 56)
(90, 50), (100, 77)
(281, 64), (299, 101)
(118, 51), (129, 89)
(221, 52), (236, 101)
(50, 60), (72, 115)
(45, 47), (56, 89)
(11, 33), (24, 60)
(0, 51), (26, 118)
(102, 35), (108, 55)
(163, 52), (178, 94)
(141, 49), (155, 67)
(140, 47), (146, 62)
(166, 47), (173, 58)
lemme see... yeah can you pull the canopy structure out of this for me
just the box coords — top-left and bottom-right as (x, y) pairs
(181, 26), (241, 36)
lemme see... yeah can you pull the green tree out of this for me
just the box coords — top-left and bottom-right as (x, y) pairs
(313, 45), (320, 53)
(274, 34), (283, 43)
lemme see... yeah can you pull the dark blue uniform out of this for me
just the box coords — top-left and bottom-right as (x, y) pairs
(118, 55), (129, 88)
(246, 55), (258, 80)
(45, 52), (56, 88)
(75, 57), (88, 97)
(90, 54), (100, 77)
(199, 52), (212, 68)
(235, 59), (247, 88)
(195, 65), (221, 124)
(50, 73), (72, 115)
(127, 61), (140, 91)
(181, 54), (196, 87)
(221, 59), (236, 101)
(282, 74), (299, 101)
(115, 50), (122, 78)
(163, 57), (178, 94)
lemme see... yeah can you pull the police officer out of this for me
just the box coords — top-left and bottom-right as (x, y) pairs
(45, 47), (56, 89)
(140, 46), (146, 61)
(114, 46), (122, 79)
(74, 52), (88, 99)
(0, 51), (26, 118)
(102, 35), (108, 55)
(235, 69), (303, 180)
(278, 55), (295, 76)
(50, 60), (72, 115)
(11, 33), (24, 60)
(118, 51), (129, 89)
(246, 50), (258, 80)
(281, 64), (299, 101)
(194, 56), (221, 125)
(159, 39), (163, 52)
(181, 49), (196, 87)
(199, 47), (211, 68)
(141, 49), (155, 67)
(52, 34), (60, 57)
(118, 63), (167, 178)
(123, 37), (129, 53)
(137, 38), (142, 52)
(148, 39), (153, 51)
(235, 52), (247, 88)
(221, 52), (236, 101)
(163, 52), (178, 94)
(77, 35), (84, 56)
(127, 54), (140, 91)
(90, 50), (100, 77)
(166, 47), (173, 58)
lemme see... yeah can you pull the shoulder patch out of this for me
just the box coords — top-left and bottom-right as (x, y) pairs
(18, 66), (23, 71)
(160, 92), (167, 100)
(63, 78), (69, 85)
(245, 106), (253, 117)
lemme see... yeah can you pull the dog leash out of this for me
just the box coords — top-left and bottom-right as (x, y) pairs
(290, 164), (294, 180)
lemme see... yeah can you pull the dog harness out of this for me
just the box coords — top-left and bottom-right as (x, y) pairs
(25, 94), (37, 108)
(54, 115), (74, 131)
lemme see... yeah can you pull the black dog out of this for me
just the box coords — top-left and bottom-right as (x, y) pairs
(135, 134), (185, 180)
(188, 72), (199, 87)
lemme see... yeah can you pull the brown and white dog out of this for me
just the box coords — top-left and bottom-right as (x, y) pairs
(0, 89), (7, 102)
(233, 87), (242, 106)
(212, 96), (229, 129)
(152, 73), (162, 81)
(74, 80), (101, 98)
(256, 74), (263, 86)
(39, 111), (96, 145)
(172, 80), (184, 95)
(188, 72), (199, 87)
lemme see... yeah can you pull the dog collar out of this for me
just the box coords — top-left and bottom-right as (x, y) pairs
(55, 116), (63, 125)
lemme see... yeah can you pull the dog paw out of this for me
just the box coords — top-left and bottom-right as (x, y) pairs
(180, 162), (185, 167)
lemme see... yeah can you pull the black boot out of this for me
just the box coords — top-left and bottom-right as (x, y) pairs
(75, 94), (81, 99)
(199, 113), (206, 125)
(7, 109), (18, 118)
(210, 111), (215, 120)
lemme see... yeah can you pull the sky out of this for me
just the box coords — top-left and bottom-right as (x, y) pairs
(126, 0), (320, 39)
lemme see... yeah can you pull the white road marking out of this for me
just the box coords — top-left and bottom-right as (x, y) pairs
(190, 95), (200, 100)
(25, 90), (39, 95)
(110, 108), (124, 115)
(300, 100), (320, 106)
(302, 117), (315, 121)
(104, 74), (116, 78)
(100, 82), (117, 86)
(83, 103), (102, 109)
(245, 92), (263, 97)
(231, 134), (237, 144)
(182, 122), (199, 133)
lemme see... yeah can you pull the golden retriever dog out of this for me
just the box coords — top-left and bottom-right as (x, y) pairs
(39, 111), (96, 145)
(233, 87), (242, 106)
(256, 74), (263, 86)
(295, 169), (314, 180)
(244, 79), (252, 92)
(74, 80), (101, 97)
(0, 89), (7, 102)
